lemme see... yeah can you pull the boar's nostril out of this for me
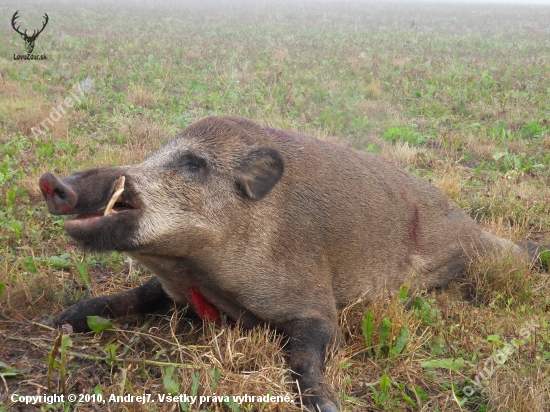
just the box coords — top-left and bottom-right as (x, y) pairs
(39, 172), (78, 215)
(54, 188), (66, 199)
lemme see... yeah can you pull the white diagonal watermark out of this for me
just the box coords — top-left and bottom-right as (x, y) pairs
(30, 80), (91, 138)
(460, 319), (539, 403)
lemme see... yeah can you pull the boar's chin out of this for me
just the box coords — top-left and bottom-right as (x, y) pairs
(64, 209), (142, 252)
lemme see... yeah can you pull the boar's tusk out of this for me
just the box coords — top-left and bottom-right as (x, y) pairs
(104, 176), (125, 216)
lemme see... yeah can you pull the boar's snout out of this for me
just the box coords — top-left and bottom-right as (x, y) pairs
(39, 172), (78, 215)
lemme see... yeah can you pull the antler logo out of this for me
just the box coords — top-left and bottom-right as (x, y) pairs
(11, 10), (49, 54)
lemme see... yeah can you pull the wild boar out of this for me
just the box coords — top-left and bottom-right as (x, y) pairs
(39, 115), (543, 412)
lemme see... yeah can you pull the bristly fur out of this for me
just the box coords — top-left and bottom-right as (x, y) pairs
(41, 115), (548, 412)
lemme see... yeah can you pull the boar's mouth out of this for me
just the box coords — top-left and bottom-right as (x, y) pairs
(40, 173), (141, 251)
(66, 177), (132, 221)
(65, 176), (138, 228)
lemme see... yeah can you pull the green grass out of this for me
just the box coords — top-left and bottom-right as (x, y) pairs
(1, 1), (550, 411)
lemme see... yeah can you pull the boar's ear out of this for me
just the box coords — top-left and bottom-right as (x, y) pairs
(236, 147), (284, 200)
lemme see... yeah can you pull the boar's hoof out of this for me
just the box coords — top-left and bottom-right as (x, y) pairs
(301, 392), (341, 412)
(53, 278), (172, 333)
(53, 299), (105, 333)
(299, 381), (341, 412)
(318, 402), (340, 412)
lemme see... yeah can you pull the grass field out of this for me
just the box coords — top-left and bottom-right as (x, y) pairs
(1, 0), (550, 410)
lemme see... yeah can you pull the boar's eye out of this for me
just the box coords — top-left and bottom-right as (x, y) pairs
(174, 154), (207, 176)
(187, 157), (206, 170)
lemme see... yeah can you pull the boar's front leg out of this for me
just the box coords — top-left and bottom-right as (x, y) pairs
(53, 277), (173, 332)
(290, 318), (342, 412)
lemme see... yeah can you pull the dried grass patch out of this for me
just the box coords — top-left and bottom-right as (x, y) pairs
(462, 249), (534, 307)
(128, 86), (158, 109)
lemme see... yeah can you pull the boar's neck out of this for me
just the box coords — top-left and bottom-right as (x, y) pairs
(126, 251), (262, 327)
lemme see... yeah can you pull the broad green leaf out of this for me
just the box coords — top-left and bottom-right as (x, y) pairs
(486, 335), (504, 346)
(397, 283), (409, 300)
(210, 367), (221, 391)
(61, 334), (73, 349)
(414, 385), (429, 401)
(87, 316), (112, 332)
(380, 374), (391, 393)
(421, 357), (465, 371)
(49, 254), (72, 269)
(379, 318), (391, 347)
(402, 392), (416, 406)
(390, 325), (409, 356)
(541, 247), (550, 268)
(103, 343), (120, 366)
(76, 262), (90, 288)
(362, 309), (375, 351)
(190, 371), (200, 396)
(0, 361), (27, 378)
(163, 365), (180, 395)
